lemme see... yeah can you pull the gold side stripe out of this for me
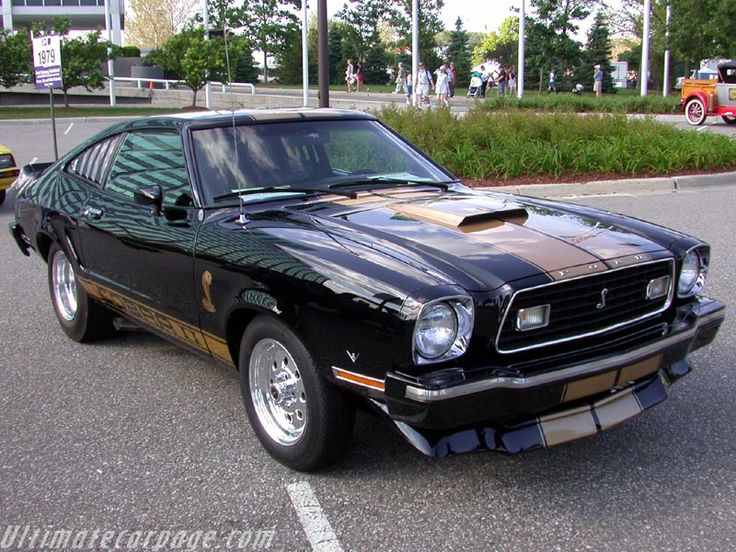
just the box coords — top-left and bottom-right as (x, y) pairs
(332, 367), (385, 392)
(78, 277), (233, 365)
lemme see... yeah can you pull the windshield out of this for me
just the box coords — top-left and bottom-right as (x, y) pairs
(190, 119), (451, 205)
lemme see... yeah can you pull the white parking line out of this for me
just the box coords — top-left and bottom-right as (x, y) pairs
(286, 481), (344, 552)
(29, 157), (37, 164)
(63, 122), (74, 135)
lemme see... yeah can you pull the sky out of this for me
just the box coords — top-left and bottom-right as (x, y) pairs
(325, 0), (618, 39)
(325, 0), (520, 34)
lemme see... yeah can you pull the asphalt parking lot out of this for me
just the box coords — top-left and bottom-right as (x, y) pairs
(0, 120), (735, 551)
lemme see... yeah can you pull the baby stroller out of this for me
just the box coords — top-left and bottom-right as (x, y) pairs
(467, 71), (483, 98)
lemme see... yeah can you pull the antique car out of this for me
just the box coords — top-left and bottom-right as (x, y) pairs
(10, 109), (725, 471)
(0, 144), (20, 206)
(681, 61), (736, 125)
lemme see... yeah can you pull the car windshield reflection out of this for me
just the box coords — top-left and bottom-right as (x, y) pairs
(191, 119), (450, 205)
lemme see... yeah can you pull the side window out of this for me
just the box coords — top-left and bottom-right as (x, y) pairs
(106, 131), (192, 207)
(67, 136), (121, 186)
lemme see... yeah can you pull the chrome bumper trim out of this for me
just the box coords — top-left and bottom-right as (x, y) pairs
(404, 308), (724, 403)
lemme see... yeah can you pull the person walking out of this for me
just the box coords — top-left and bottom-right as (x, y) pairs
(593, 64), (604, 98)
(394, 62), (407, 94)
(345, 59), (355, 93)
(548, 67), (557, 93)
(497, 65), (508, 96)
(508, 66), (517, 95)
(413, 62), (434, 107)
(479, 64), (489, 98)
(355, 61), (366, 92)
(435, 64), (450, 107)
(448, 62), (457, 98)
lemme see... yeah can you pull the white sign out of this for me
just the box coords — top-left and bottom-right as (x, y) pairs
(32, 33), (63, 89)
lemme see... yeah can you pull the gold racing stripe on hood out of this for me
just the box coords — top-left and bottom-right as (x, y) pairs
(559, 228), (647, 260)
(465, 221), (606, 280)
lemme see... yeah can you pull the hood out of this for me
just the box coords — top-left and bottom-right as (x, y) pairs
(273, 189), (670, 292)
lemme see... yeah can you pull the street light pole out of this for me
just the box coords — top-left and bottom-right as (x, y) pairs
(317, 0), (329, 107)
(411, 0), (418, 106)
(203, 0), (211, 109)
(641, 0), (651, 96)
(517, 0), (525, 99)
(302, 0), (309, 107)
(663, 4), (672, 97)
(104, 0), (116, 106)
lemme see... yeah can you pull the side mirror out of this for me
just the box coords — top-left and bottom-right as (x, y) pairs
(134, 185), (163, 216)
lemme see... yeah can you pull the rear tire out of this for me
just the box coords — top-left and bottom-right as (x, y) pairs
(722, 115), (736, 125)
(47, 243), (114, 342)
(685, 98), (707, 126)
(239, 315), (355, 471)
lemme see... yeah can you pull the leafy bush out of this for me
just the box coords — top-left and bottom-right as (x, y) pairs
(377, 107), (736, 181)
(476, 93), (681, 114)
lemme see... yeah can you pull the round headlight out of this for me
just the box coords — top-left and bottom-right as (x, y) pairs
(414, 302), (457, 360)
(678, 250), (700, 295)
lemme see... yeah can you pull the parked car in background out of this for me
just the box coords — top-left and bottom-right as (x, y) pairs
(10, 109), (725, 470)
(681, 61), (736, 125)
(0, 144), (20, 206)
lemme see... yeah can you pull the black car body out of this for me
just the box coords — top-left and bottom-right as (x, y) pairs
(10, 109), (725, 470)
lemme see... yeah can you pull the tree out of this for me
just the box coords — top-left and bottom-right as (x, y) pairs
(336, 0), (387, 60)
(220, 0), (299, 83)
(363, 42), (388, 84)
(125, 0), (199, 49)
(446, 18), (472, 87)
(387, 0), (445, 71)
(233, 40), (259, 84)
(670, 0), (736, 64)
(524, 0), (594, 91)
(155, 26), (228, 106)
(472, 16), (518, 66)
(581, 12), (616, 93)
(0, 30), (32, 89)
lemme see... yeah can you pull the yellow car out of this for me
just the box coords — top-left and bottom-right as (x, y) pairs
(0, 144), (20, 206)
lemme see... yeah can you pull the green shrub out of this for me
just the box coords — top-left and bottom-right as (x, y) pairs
(377, 106), (736, 181)
(475, 93), (681, 114)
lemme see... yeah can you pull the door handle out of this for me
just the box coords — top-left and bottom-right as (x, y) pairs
(82, 206), (104, 220)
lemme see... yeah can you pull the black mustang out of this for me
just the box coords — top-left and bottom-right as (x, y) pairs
(10, 109), (725, 470)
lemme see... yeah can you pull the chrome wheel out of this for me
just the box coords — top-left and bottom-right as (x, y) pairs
(249, 338), (307, 446)
(51, 250), (78, 322)
(685, 98), (706, 126)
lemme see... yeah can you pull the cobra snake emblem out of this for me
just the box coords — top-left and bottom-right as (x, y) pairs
(201, 270), (216, 313)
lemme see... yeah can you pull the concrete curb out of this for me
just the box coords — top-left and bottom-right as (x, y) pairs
(480, 172), (736, 198)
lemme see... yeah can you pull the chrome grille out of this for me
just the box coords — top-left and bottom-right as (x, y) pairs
(496, 259), (674, 353)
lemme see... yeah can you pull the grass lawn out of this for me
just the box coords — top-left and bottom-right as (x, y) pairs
(0, 106), (185, 120)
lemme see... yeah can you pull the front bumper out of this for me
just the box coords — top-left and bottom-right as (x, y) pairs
(380, 297), (724, 456)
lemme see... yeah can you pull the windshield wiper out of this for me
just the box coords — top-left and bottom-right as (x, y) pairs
(213, 186), (357, 202)
(327, 178), (456, 192)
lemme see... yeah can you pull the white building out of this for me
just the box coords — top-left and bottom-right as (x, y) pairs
(1, 0), (124, 44)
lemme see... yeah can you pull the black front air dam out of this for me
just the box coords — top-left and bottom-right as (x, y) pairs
(383, 297), (724, 432)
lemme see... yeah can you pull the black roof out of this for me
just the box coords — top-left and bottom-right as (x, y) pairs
(718, 61), (736, 71)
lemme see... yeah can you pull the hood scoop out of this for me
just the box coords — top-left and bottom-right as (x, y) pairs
(391, 200), (528, 233)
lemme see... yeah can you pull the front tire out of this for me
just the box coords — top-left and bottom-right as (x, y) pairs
(47, 243), (113, 342)
(722, 115), (736, 125)
(685, 98), (707, 126)
(0, 189), (6, 206)
(239, 315), (355, 471)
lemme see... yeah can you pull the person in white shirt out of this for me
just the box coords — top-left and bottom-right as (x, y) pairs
(413, 62), (434, 106)
(435, 64), (450, 107)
